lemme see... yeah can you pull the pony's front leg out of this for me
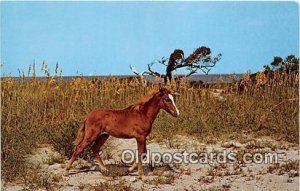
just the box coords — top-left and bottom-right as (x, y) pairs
(136, 136), (146, 178)
(128, 141), (147, 173)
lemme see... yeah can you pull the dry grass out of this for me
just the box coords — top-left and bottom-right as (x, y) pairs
(144, 172), (176, 185)
(18, 163), (62, 190)
(90, 179), (134, 191)
(1, 66), (298, 182)
(268, 160), (299, 176)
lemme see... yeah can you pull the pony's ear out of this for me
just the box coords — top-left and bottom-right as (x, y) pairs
(159, 87), (172, 95)
(159, 87), (164, 94)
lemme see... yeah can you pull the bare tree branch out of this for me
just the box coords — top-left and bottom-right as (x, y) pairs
(145, 64), (165, 77)
(130, 65), (141, 76)
(129, 46), (222, 83)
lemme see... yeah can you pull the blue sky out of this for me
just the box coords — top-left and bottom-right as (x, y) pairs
(1, 1), (299, 76)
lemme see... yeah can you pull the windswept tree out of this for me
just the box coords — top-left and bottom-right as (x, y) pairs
(130, 46), (221, 84)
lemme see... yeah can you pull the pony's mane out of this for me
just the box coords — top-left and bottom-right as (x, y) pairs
(125, 87), (172, 111)
(125, 89), (160, 111)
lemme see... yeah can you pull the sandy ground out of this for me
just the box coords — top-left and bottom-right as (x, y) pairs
(2, 135), (299, 191)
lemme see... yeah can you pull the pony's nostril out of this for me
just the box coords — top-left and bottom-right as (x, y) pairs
(173, 110), (179, 117)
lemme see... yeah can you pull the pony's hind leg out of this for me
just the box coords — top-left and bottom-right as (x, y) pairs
(65, 135), (97, 174)
(91, 134), (109, 172)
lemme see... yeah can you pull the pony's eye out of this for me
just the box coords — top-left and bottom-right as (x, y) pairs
(165, 99), (171, 102)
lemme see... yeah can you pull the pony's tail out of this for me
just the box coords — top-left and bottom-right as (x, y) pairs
(73, 120), (86, 146)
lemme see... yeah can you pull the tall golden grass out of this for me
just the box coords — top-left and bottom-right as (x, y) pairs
(1, 66), (298, 181)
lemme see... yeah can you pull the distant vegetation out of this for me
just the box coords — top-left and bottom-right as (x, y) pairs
(1, 57), (299, 181)
(265, 55), (299, 74)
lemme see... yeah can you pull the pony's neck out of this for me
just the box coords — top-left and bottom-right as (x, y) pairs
(142, 93), (161, 123)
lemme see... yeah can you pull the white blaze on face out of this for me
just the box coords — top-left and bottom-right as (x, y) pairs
(168, 94), (179, 116)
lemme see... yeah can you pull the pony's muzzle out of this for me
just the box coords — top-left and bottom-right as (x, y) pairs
(171, 109), (179, 117)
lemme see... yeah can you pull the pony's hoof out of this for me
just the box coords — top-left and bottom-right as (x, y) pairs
(129, 163), (137, 172)
(128, 167), (135, 173)
(63, 171), (69, 176)
(139, 175), (146, 181)
(138, 170), (145, 179)
(100, 168), (109, 175)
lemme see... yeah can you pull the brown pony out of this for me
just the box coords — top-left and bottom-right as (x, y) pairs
(65, 87), (179, 177)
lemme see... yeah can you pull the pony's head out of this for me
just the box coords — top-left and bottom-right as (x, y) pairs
(158, 87), (180, 117)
